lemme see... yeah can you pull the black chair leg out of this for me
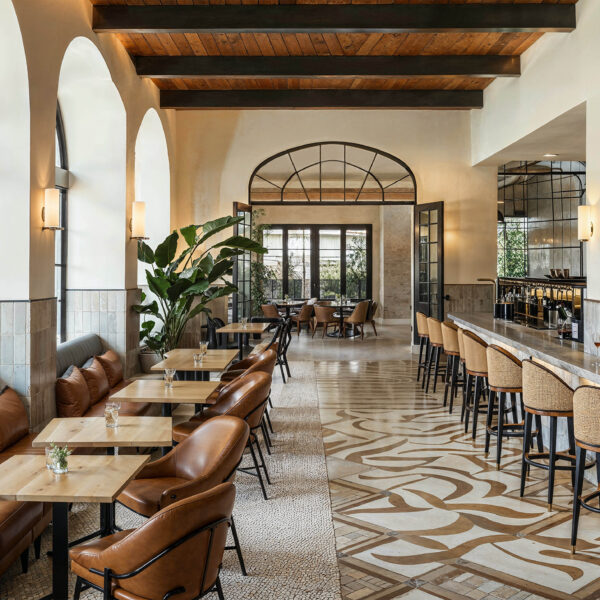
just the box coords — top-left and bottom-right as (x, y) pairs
(216, 576), (225, 600)
(279, 360), (287, 384)
(284, 357), (291, 378)
(264, 408), (274, 434)
(425, 346), (434, 393)
(261, 420), (272, 454)
(535, 414), (544, 452)
(567, 417), (576, 488)
(422, 341), (431, 390)
(571, 446), (587, 553)
(548, 416), (558, 511)
(230, 516), (247, 576)
(443, 355), (451, 407)
(73, 576), (83, 600)
(248, 441), (268, 500)
(449, 356), (459, 414)
(463, 373), (472, 430)
(472, 376), (483, 440)
(20, 547), (29, 574)
(520, 411), (533, 497)
(254, 437), (271, 485)
(34, 535), (41, 560)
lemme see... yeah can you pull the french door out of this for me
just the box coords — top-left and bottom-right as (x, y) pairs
(414, 202), (444, 340)
(232, 202), (252, 322)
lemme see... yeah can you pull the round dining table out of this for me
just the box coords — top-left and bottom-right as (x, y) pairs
(276, 301), (304, 318)
(328, 302), (358, 338)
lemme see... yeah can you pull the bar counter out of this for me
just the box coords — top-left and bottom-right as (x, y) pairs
(448, 312), (600, 386)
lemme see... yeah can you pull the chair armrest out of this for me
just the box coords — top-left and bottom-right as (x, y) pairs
(159, 476), (215, 508)
(136, 452), (176, 479)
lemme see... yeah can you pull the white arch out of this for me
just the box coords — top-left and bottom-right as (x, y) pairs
(0, 0), (30, 299)
(58, 37), (126, 289)
(135, 108), (170, 285)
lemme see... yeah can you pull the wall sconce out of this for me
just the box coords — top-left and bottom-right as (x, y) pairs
(42, 188), (63, 230)
(578, 205), (594, 242)
(130, 201), (148, 240)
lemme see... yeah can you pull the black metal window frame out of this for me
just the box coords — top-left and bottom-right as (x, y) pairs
(262, 224), (372, 300)
(232, 202), (252, 322)
(55, 104), (68, 343)
(249, 141), (416, 206)
(498, 160), (586, 278)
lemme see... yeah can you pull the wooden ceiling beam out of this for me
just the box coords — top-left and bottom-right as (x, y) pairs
(160, 89), (483, 110)
(93, 5), (575, 35)
(136, 55), (520, 79)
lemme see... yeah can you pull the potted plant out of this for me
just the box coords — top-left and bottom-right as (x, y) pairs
(49, 443), (72, 474)
(134, 216), (266, 358)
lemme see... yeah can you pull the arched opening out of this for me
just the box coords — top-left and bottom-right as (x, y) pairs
(249, 142), (416, 205)
(0, 0), (30, 300)
(135, 108), (170, 286)
(57, 37), (126, 292)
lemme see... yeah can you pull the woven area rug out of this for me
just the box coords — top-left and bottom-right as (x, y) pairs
(0, 361), (342, 600)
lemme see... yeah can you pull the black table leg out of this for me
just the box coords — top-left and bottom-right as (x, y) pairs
(196, 371), (210, 413)
(237, 333), (244, 361)
(162, 403), (172, 456)
(40, 502), (69, 600)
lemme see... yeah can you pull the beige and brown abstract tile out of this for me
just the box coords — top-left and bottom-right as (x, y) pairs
(317, 357), (600, 600)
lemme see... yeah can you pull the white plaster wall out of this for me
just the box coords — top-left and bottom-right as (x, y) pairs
(470, 0), (600, 300)
(0, 0), (30, 300)
(10, 0), (177, 299)
(174, 110), (497, 286)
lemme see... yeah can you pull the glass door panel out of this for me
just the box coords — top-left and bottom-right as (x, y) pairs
(262, 228), (284, 301)
(346, 229), (368, 299)
(319, 229), (341, 298)
(414, 202), (444, 341)
(232, 204), (252, 321)
(287, 229), (311, 299)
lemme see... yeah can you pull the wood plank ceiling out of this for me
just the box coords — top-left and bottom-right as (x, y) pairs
(90, 0), (578, 109)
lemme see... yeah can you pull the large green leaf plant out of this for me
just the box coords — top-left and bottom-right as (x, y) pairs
(134, 216), (266, 357)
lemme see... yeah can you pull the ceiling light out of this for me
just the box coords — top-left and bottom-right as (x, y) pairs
(543, 153), (558, 158)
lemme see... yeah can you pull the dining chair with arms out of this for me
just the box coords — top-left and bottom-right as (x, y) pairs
(71, 482), (236, 600)
(261, 304), (282, 320)
(291, 303), (313, 336)
(366, 301), (378, 336)
(117, 415), (250, 576)
(342, 300), (370, 340)
(313, 305), (338, 338)
(172, 372), (274, 500)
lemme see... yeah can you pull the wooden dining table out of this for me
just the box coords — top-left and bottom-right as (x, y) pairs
(217, 321), (269, 360)
(329, 302), (357, 338)
(0, 454), (149, 600)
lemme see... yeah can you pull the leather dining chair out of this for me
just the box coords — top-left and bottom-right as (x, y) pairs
(173, 372), (274, 500)
(312, 305), (338, 338)
(291, 303), (313, 336)
(71, 483), (236, 600)
(341, 300), (369, 339)
(117, 415), (250, 575)
(261, 303), (282, 320)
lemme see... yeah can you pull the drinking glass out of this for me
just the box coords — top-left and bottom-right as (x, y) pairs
(104, 402), (119, 428)
(164, 368), (176, 389)
(198, 342), (208, 357)
(45, 446), (53, 470)
(193, 352), (202, 365)
(241, 317), (248, 329)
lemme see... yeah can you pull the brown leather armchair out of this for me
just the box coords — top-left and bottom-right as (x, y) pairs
(71, 483), (236, 600)
(342, 300), (370, 340)
(291, 303), (313, 336)
(118, 416), (249, 575)
(312, 305), (337, 338)
(173, 372), (273, 500)
(261, 303), (282, 319)
(219, 348), (277, 384)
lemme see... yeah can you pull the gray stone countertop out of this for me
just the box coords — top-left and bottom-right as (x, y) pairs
(448, 312), (600, 385)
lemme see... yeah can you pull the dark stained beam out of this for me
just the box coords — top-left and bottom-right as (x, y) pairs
(160, 89), (483, 110)
(136, 55), (520, 79)
(93, 5), (576, 34)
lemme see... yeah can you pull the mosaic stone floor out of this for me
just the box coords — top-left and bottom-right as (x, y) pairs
(317, 356), (600, 600)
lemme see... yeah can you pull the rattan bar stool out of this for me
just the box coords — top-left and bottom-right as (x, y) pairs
(520, 360), (583, 511)
(415, 312), (431, 386)
(571, 386), (600, 553)
(484, 346), (539, 470)
(462, 331), (490, 440)
(425, 317), (447, 394)
(441, 321), (463, 413)
(457, 328), (467, 418)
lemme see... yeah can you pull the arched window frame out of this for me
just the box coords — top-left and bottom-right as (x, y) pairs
(55, 104), (69, 342)
(248, 141), (417, 206)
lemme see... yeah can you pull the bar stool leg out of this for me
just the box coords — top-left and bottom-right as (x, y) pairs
(425, 346), (435, 393)
(472, 376), (483, 441)
(462, 373), (472, 428)
(484, 390), (495, 456)
(443, 355), (452, 407)
(422, 340), (430, 390)
(496, 392), (505, 470)
(432, 347), (441, 393)
(567, 417), (576, 488)
(417, 337), (425, 382)
(534, 414), (544, 452)
(571, 445), (587, 553)
(449, 357), (459, 414)
(520, 411), (533, 497)
(548, 416), (558, 511)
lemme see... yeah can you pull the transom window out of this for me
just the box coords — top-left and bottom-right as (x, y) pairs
(262, 225), (372, 301)
(250, 142), (416, 205)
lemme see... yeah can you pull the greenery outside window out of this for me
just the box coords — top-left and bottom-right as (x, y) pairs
(497, 217), (527, 277)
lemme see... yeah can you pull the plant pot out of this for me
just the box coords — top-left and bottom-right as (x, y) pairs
(139, 350), (161, 374)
